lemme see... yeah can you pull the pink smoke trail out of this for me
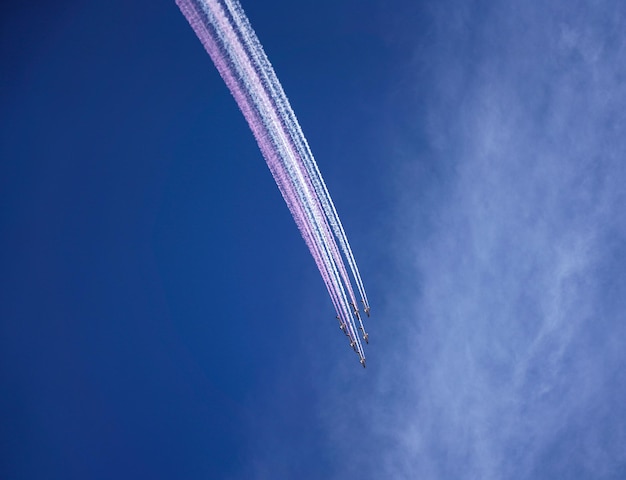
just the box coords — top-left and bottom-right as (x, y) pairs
(221, 0), (370, 312)
(176, 0), (366, 358)
(176, 0), (343, 328)
(201, 0), (363, 344)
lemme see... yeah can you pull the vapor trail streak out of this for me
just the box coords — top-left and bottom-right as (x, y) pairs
(202, 0), (361, 328)
(178, 0), (350, 344)
(176, 0), (369, 362)
(221, 0), (370, 314)
(196, 0), (364, 351)
(221, 0), (370, 311)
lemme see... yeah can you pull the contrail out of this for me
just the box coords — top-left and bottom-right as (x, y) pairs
(199, 0), (361, 326)
(199, 0), (365, 351)
(179, 0), (365, 358)
(221, 0), (371, 312)
(180, 0), (366, 358)
(176, 0), (369, 364)
(178, 0), (353, 346)
(219, 0), (371, 346)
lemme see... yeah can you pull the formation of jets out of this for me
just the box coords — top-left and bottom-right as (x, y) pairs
(336, 302), (371, 368)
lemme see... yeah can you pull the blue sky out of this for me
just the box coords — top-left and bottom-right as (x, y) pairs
(1, 1), (625, 479)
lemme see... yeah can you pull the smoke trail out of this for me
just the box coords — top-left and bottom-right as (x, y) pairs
(202, 0), (366, 348)
(179, 0), (364, 355)
(176, 0), (333, 311)
(201, 0), (363, 327)
(205, 0), (365, 352)
(223, 0), (369, 312)
(221, 0), (370, 311)
(176, 0), (368, 361)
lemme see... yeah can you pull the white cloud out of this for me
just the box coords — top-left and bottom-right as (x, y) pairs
(318, 1), (626, 479)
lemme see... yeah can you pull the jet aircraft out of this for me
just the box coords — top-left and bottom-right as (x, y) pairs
(350, 302), (361, 321)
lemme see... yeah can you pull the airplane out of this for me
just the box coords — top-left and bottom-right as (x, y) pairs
(361, 300), (370, 317)
(359, 326), (369, 344)
(336, 316), (349, 335)
(360, 357), (366, 368)
(350, 302), (361, 321)
(350, 339), (357, 352)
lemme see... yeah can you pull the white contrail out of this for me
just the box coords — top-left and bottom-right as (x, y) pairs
(221, 0), (370, 311)
(186, 0), (364, 354)
(206, 0), (366, 355)
(176, 0), (369, 361)
(216, 0), (369, 345)
(201, 0), (364, 346)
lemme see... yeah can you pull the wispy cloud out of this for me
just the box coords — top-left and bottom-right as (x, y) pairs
(318, 1), (626, 479)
